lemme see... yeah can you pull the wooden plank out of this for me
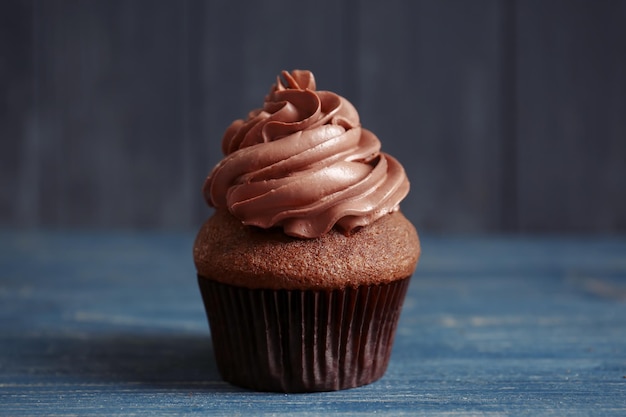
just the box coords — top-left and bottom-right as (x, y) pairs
(0, 0), (36, 226)
(1, 233), (626, 415)
(515, 0), (626, 233)
(3, 0), (626, 234)
(27, 0), (193, 228)
(356, 0), (506, 233)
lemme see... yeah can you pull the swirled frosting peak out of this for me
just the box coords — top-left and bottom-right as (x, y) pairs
(203, 70), (410, 238)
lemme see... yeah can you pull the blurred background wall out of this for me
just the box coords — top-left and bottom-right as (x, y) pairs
(1, 0), (625, 234)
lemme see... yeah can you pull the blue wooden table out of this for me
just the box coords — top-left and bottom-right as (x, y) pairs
(1, 232), (625, 416)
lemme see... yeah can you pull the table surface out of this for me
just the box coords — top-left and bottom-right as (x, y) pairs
(1, 231), (625, 416)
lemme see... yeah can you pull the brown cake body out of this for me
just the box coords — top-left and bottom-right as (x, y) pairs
(194, 209), (420, 290)
(194, 209), (420, 392)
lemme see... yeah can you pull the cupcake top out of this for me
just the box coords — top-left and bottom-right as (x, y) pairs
(203, 70), (410, 239)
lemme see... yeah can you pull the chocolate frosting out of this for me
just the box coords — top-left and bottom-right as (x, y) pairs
(203, 70), (410, 238)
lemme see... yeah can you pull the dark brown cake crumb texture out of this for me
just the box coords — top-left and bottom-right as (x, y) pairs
(194, 210), (420, 290)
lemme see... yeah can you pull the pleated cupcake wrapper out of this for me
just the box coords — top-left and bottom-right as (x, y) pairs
(197, 275), (411, 393)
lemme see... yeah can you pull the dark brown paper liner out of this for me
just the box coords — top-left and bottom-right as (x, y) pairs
(197, 275), (411, 392)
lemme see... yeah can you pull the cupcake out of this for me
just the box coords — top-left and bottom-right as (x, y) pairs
(194, 70), (420, 392)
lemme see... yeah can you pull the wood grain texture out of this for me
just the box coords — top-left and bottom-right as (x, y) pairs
(1, 232), (625, 415)
(0, 0), (36, 225)
(515, 0), (626, 233)
(1, 0), (626, 233)
(2, 0), (197, 228)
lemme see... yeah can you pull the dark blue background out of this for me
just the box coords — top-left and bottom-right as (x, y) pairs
(2, 0), (625, 234)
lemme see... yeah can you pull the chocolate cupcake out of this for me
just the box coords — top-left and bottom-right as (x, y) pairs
(194, 70), (420, 392)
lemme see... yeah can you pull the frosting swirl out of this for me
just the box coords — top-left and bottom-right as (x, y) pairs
(203, 70), (409, 238)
